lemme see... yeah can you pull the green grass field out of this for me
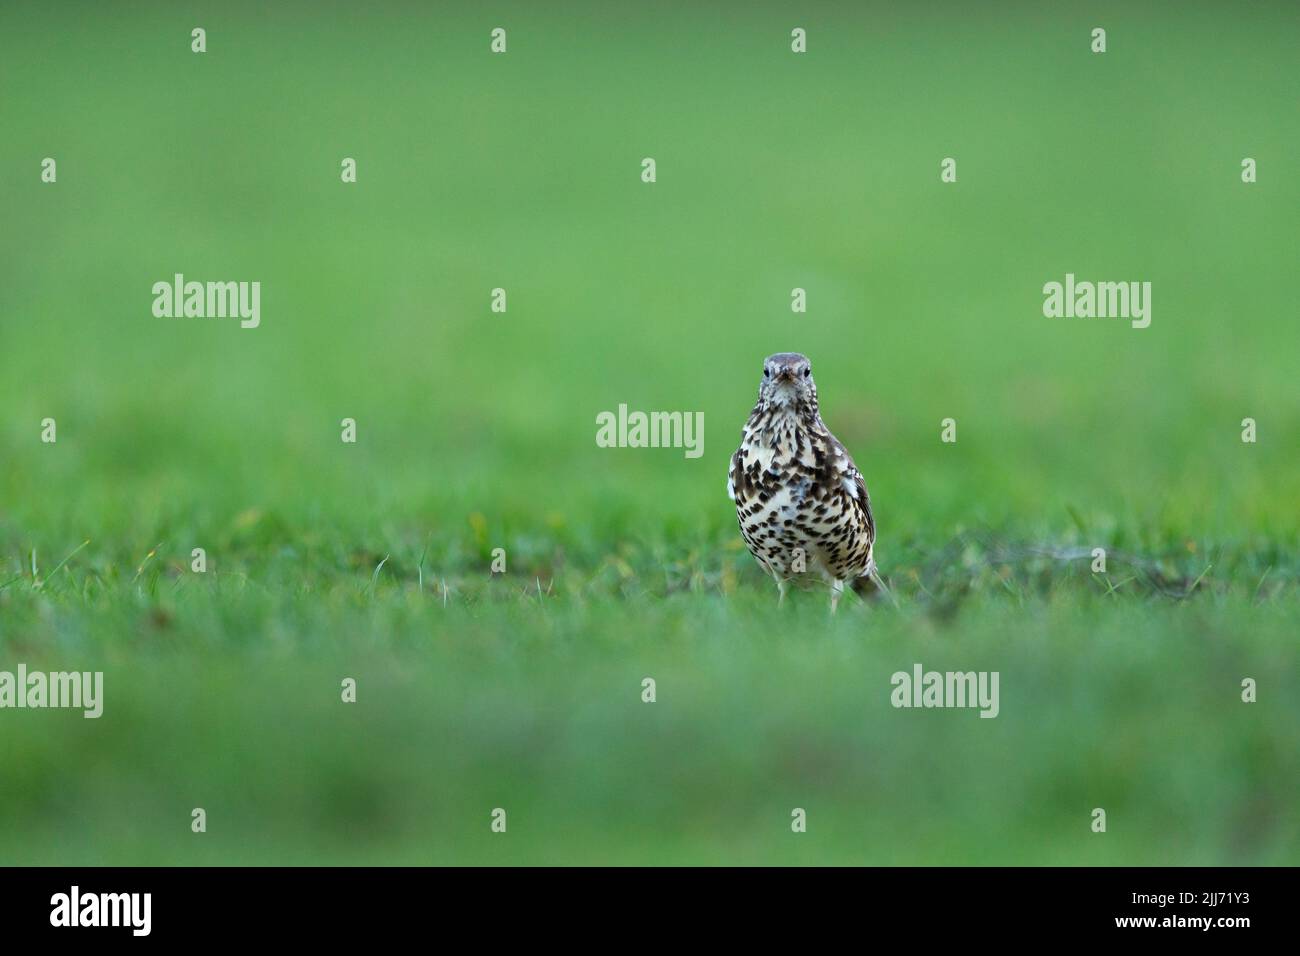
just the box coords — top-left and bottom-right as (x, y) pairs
(1, 1), (1297, 865)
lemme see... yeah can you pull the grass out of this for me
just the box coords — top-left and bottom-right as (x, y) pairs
(1, 0), (1298, 864)
(3, 578), (1298, 865)
(2, 517), (1296, 865)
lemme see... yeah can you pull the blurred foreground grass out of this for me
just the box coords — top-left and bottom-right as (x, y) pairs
(2, 583), (1297, 865)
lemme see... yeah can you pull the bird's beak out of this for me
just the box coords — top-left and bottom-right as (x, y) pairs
(775, 368), (796, 383)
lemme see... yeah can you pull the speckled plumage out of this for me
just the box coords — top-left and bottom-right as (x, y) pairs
(727, 353), (880, 611)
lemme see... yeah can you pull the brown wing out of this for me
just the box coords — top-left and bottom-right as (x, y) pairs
(826, 432), (875, 547)
(727, 444), (747, 501)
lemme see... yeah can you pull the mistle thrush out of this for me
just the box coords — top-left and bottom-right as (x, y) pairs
(727, 353), (886, 612)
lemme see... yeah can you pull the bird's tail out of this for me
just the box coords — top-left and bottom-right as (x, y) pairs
(851, 562), (899, 607)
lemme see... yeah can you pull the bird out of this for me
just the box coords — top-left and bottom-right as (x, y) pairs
(727, 352), (888, 612)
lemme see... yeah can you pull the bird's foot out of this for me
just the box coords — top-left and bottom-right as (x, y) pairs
(829, 579), (845, 614)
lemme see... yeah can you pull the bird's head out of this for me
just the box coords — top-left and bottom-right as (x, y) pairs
(757, 352), (818, 413)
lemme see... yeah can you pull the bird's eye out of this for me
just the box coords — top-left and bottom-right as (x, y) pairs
(803, 368), (811, 378)
(763, 368), (770, 378)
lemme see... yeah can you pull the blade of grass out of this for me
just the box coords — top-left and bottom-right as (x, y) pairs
(40, 539), (91, 587)
(369, 554), (390, 593)
(131, 543), (163, 584)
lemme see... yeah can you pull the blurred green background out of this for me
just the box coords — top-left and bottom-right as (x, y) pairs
(1, 1), (1297, 864)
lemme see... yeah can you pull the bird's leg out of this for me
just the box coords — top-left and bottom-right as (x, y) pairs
(829, 578), (845, 614)
(775, 576), (789, 606)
